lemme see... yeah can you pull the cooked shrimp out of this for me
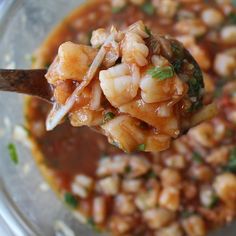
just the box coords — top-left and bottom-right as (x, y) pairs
(175, 19), (207, 37)
(99, 63), (140, 107)
(46, 42), (97, 85)
(140, 59), (185, 103)
(120, 99), (180, 137)
(90, 28), (108, 48)
(101, 115), (146, 152)
(121, 21), (149, 66)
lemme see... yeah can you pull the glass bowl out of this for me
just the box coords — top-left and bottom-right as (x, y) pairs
(0, 0), (235, 235)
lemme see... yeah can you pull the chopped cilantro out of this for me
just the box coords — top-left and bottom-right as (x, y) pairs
(87, 217), (96, 227)
(44, 62), (51, 69)
(207, 195), (219, 209)
(226, 129), (234, 138)
(137, 143), (146, 151)
(87, 217), (101, 232)
(224, 147), (236, 173)
(226, 12), (236, 25)
(7, 143), (19, 165)
(213, 86), (223, 98)
(141, 2), (155, 16)
(31, 55), (36, 64)
(64, 192), (78, 208)
(125, 165), (132, 174)
(104, 112), (115, 123)
(145, 170), (156, 179)
(192, 152), (203, 163)
(112, 6), (126, 14)
(144, 26), (152, 36)
(181, 210), (195, 219)
(147, 66), (174, 81)
(100, 153), (109, 159)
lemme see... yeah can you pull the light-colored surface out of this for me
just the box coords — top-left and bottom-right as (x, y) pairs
(0, 0), (236, 236)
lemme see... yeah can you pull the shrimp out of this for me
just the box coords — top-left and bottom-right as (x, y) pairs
(120, 99), (180, 137)
(140, 56), (186, 103)
(152, 0), (179, 18)
(121, 21), (149, 66)
(101, 115), (146, 152)
(99, 63), (140, 107)
(101, 114), (171, 152)
(189, 122), (226, 148)
(214, 49), (236, 77)
(175, 19), (207, 37)
(69, 108), (103, 127)
(45, 41), (97, 85)
(90, 28), (108, 48)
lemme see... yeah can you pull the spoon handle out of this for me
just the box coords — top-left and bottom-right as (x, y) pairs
(0, 69), (52, 102)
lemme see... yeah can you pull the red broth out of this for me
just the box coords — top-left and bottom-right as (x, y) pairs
(26, 0), (236, 235)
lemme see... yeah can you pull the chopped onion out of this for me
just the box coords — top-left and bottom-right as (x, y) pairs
(190, 103), (218, 126)
(90, 80), (102, 110)
(130, 64), (140, 97)
(46, 33), (115, 131)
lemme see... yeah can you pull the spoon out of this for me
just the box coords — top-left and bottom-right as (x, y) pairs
(0, 69), (53, 102)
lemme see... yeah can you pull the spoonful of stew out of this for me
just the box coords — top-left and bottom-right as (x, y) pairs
(0, 21), (217, 152)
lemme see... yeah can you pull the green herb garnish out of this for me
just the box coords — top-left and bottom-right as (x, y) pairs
(87, 217), (101, 232)
(125, 165), (132, 174)
(207, 195), (219, 209)
(141, 2), (155, 16)
(137, 143), (146, 151)
(144, 26), (152, 36)
(192, 152), (203, 163)
(7, 143), (19, 165)
(112, 6), (126, 14)
(145, 170), (156, 179)
(213, 87), (223, 98)
(31, 55), (36, 64)
(181, 210), (195, 219)
(44, 62), (51, 69)
(64, 192), (78, 208)
(148, 66), (174, 81)
(87, 217), (96, 227)
(226, 129), (234, 138)
(100, 153), (109, 159)
(226, 12), (236, 25)
(104, 112), (115, 123)
(224, 147), (236, 173)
